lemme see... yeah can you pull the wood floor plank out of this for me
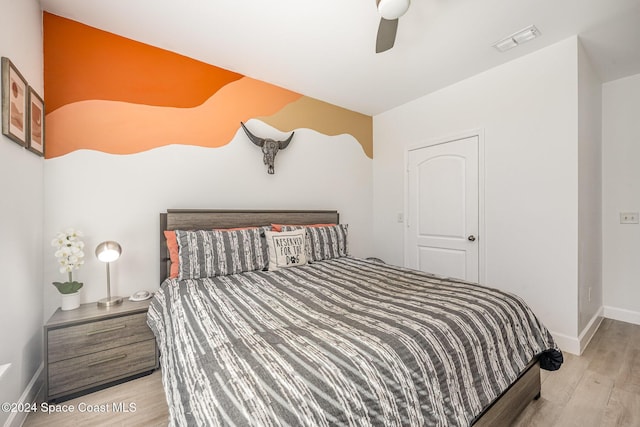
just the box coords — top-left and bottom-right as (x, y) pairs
(602, 387), (640, 427)
(511, 396), (563, 427)
(616, 347), (640, 394)
(534, 352), (589, 405)
(552, 370), (614, 427)
(23, 371), (168, 427)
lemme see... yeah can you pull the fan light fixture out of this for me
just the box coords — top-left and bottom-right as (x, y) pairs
(95, 241), (123, 307)
(493, 25), (541, 52)
(375, 0), (411, 53)
(378, 0), (411, 20)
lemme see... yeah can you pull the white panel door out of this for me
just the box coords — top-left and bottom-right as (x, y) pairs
(406, 136), (479, 281)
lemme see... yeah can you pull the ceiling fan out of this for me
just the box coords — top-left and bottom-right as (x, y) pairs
(375, 0), (411, 53)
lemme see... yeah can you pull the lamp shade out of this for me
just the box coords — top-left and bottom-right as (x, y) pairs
(378, 0), (410, 20)
(95, 241), (122, 263)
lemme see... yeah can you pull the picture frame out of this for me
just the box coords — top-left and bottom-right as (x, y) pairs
(1, 57), (28, 146)
(26, 87), (45, 156)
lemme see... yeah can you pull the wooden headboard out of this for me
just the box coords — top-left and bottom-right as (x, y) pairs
(160, 209), (340, 282)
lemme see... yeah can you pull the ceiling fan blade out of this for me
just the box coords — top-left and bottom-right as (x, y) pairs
(376, 18), (398, 53)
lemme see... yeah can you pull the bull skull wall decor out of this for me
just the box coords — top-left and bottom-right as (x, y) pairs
(240, 122), (294, 174)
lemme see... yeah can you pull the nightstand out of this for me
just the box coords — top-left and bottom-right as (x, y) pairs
(44, 299), (158, 402)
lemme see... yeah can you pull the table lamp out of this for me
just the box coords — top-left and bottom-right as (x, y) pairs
(95, 241), (123, 307)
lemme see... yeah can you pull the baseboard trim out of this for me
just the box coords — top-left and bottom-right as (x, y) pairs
(3, 363), (43, 427)
(578, 308), (604, 354)
(548, 330), (580, 355)
(550, 308), (606, 356)
(603, 305), (640, 326)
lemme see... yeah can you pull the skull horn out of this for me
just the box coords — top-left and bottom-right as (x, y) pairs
(279, 131), (295, 150)
(240, 122), (265, 147)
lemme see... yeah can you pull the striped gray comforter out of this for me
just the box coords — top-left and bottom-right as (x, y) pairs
(148, 257), (561, 427)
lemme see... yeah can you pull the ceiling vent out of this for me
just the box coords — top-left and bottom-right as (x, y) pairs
(493, 25), (541, 52)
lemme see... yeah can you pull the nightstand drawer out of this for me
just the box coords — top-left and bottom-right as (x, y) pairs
(48, 312), (153, 363)
(48, 339), (156, 398)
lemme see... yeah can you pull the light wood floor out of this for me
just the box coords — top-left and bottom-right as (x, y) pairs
(24, 371), (169, 427)
(513, 318), (640, 427)
(25, 318), (640, 426)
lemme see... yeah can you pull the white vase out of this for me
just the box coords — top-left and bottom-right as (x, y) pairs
(61, 291), (81, 311)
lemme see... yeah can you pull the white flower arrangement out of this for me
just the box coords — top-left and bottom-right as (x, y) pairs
(51, 228), (85, 294)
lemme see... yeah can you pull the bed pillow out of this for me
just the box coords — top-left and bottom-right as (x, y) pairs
(264, 229), (308, 271)
(165, 227), (268, 279)
(163, 230), (180, 279)
(281, 224), (348, 262)
(271, 223), (336, 232)
(175, 227), (269, 279)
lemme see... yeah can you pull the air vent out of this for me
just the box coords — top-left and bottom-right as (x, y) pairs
(493, 25), (540, 52)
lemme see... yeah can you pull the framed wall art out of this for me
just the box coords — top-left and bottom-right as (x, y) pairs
(1, 57), (28, 146)
(26, 87), (45, 156)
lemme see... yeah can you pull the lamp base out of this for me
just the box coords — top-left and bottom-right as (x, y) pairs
(97, 296), (123, 307)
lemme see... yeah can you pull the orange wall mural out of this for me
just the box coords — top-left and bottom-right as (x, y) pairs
(43, 13), (373, 159)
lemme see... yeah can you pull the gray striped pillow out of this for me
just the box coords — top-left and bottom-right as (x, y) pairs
(176, 227), (268, 279)
(281, 224), (348, 261)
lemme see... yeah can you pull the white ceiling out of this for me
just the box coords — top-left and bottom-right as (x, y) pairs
(39, 0), (640, 116)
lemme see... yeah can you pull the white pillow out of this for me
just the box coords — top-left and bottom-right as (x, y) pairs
(265, 229), (308, 271)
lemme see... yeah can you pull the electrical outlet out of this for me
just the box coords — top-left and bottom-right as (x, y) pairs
(588, 287), (592, 302)
(620, 212), (639, 224)
(397, 212), (404, 223)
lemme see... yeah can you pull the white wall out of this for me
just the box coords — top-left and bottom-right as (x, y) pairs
(577, 41), (603, 334)
(0, 0), (44, 425)
(373, 37), (581, 346)
(602, 73), (640, 324)
(43, 122), (373, 319)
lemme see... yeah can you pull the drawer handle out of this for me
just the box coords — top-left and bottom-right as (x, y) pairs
(87, 353), (127, 367)
(86, 324), (126, 336)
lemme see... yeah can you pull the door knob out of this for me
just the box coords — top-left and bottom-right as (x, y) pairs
(468, 235), (476, 242)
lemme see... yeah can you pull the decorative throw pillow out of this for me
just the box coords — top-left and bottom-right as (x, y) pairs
(176, 227), (269, 279)
(281, 224), (349, 262)
(163, 230), (180, 279)
(277, 225), (312, 261)
(264, 229), (308, 271)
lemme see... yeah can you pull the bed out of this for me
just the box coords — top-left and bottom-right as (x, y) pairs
(148, 209), (562, 426)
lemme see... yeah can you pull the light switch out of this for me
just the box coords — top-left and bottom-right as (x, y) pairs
(620, 212), (639, 224)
